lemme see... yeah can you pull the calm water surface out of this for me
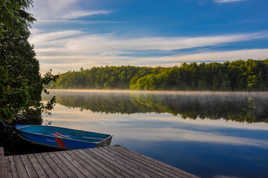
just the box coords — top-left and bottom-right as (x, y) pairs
(43, 90), (268, 178)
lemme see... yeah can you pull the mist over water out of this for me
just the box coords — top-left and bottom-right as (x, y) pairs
(43, 90), (268, 178)
(44, 90), (268, 123)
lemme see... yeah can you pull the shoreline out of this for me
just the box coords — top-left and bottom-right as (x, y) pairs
(46, 89), (268, 95)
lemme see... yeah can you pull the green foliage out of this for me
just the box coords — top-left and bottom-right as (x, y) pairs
(51, 59), (268, 91)
(51, 66), (161, 89)
(0, 0), (56, 124)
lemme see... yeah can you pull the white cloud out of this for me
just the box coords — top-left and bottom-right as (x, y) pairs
(214, 0), (245, 3)
(165, 48), (268, 61)
(37, 48), (268, 73)
(123, 48), (268, 67)
(29, 29), (268, 73)
(31, 30), (268, 52)
(31, 0), (78, 20)
(63, 10), (112, 19)
(30, 30), (83, 45)
(31, 0), (111, 25)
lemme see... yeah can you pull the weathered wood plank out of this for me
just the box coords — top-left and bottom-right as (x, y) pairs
(54, 151), (86, 178)
(89, 148), (137, 178)
(0, 148), (9, 178)
(107, 146), (176, 178)
(85, 149), (129, 178)
(13, 155), (29, 178)
(78, 149), (119, 178)
(2, 158), (10, 178)
(5, 146), (198, 178)
(114, 146), (185, 178)
(70, 150), (107, 178)
(7, 156), (19, 178)
(61, 150), (95, 177)
(20, 155), (38, 178)
(27, 154), (48, 178)
(41, 153), (68, 177)
(34, 153), (58, 178)
(64, 150), (97, 178)
(47, 152), (75, 177)
(0, 148), (5, 177)
(93, 147), (151, 178)
(115, 146), (198, 178)
(101, 147), (167, 178)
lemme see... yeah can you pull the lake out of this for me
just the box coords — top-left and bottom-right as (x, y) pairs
(43, 90), (268, 178)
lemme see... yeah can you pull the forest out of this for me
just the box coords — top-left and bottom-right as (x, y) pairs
(51, 59), (268, 91)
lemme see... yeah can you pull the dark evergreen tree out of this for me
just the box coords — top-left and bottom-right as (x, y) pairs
(0, 0), (56, 124)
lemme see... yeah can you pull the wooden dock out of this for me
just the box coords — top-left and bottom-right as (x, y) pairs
(0, 146), (198, 178)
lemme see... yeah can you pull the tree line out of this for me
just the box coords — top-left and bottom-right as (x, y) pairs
(51, 59), (268, 91)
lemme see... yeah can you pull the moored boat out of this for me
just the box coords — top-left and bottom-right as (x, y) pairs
(15, 125), (112, 150)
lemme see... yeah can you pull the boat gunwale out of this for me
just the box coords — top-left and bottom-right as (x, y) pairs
(16, 125), (112, 146)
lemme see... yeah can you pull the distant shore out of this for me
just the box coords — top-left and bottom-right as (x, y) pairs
(50, 60), (268, 91)
(46, 89), (268, 95)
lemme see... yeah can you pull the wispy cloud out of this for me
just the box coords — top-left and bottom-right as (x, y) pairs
(214, 0), (245, 3)
(63, 10), (112, 19)
(31, 30), (268, 52)
(29, 29), (268, 73)
(31, 0), (111, 25)
(144, 49), (268, 64)
(30, 30), (84, 45)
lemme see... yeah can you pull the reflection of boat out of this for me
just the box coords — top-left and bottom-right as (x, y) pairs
(15, 125), (112, 150)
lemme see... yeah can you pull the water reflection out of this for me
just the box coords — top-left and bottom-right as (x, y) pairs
(42, 90), (268, 178)
(43, 103), (268, 147)
(44, 90), (268, 123)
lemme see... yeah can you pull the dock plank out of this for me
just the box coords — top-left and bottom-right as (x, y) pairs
(70, 150), (108, 178)
(27, 154), (48, 178)
(92, 147), (150, 178)
(20, 155), (38, 178)
(84, 149), (128, 178)
(115, 146), (187, 177)
(3, 146), (199, 178)
(7, 156), (19, 178)
(116, 146), (198, 178)
(47, 152), (75, 177)
(65, 150), (97, 177)
(61, 150), (95, 177)
(108, 146), (177, 178)
(0, 147), (9, 178)
(86, 148), (136, 178)
(78, 149), (119, 178)
(102, 147), (167, 178)
(13, 155), (29, 178)
(34, 153), (56, 178)
(54, 151), (86, 178)
(101, 147), (168, 178)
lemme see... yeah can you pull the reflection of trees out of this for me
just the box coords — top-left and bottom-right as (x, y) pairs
(43, 92), (268, 123)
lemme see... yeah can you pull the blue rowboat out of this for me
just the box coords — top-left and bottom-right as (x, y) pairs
(15, 125), (112, 150)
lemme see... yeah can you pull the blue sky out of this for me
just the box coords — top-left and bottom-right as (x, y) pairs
(30, 0), (268, 73)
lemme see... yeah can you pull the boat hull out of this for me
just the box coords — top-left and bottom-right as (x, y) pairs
(16, 125), (112, 150)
